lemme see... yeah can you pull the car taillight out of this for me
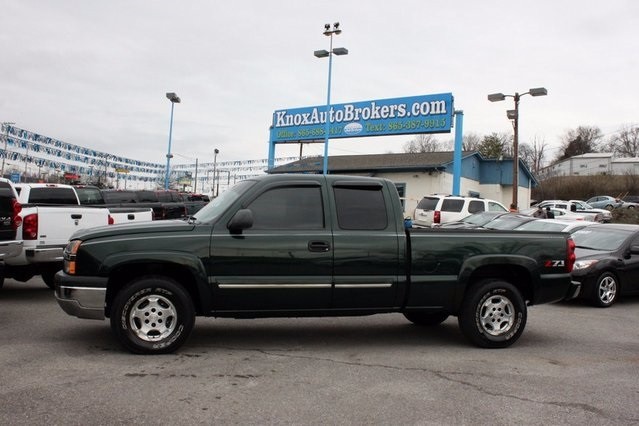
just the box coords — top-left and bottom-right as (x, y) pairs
(11, 199), (22, 229)
(108, 215), (114, 225)
(566, 238), (576, 272)
(22, 213), (38, 240)
(433, 210), (441, 224)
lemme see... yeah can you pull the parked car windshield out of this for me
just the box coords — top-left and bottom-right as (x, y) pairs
(193, 180), (256, 223)
(571, 227), (631, 251)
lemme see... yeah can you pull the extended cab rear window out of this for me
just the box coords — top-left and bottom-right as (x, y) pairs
(334, 186), (387, 230)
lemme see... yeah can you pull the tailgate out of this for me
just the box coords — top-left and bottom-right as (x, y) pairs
(109, 207), (154, 224)
(35, 207), (109, 246)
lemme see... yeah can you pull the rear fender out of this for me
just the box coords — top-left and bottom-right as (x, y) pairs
(454, 255), (539, 310)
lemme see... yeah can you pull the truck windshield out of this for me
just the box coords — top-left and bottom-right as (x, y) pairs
(193, 180), (256, 223)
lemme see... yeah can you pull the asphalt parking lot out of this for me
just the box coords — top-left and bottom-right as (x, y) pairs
(1, 277), (639, 425)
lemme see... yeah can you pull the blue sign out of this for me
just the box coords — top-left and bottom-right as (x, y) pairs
(271, 93), (453, 143)
(10, 173), (20, 183)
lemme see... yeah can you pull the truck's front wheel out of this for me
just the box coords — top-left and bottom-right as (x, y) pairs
(458, 279), (526, 348)
(110, 277), (195, 354)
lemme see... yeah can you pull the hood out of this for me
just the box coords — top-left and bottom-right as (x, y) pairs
(69, 219), (196, 241)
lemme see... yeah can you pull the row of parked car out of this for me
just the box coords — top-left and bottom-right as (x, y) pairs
(412, 194), (612, 228)
(410, 193), (639, 308)
(0, 181), (210, 289)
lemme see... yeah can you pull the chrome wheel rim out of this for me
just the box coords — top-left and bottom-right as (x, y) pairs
(478, 295), (515, 336)
(598, 276), (617, 304)
(129, 294), (177, 342)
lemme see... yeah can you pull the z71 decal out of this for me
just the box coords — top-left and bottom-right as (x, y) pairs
(545, 260), (565, 268)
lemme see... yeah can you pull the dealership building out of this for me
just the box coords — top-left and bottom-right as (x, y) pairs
(269, 151), (537, 215)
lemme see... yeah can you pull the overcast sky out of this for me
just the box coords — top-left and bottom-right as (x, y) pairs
(2, 0), (637, 167)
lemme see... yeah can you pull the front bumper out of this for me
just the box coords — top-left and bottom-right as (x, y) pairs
(54, 271), (108, 320)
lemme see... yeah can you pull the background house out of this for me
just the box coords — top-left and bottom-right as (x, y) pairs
(539, 153), (639, 179)
(269, 151), (537, 215)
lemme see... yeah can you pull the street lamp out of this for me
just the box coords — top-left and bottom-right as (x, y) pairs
(165, 92), (181, 190)
(487, 87), (547, 209)
(315, 22), (348, 175)
(212, 148), (219, 197)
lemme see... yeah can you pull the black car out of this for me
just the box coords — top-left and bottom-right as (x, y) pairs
(571, 224), (639, 307)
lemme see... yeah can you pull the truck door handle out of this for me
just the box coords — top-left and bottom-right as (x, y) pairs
(308, 241), (330, 252)
(71, 214), (82, 219)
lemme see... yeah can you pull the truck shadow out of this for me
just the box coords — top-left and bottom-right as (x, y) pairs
(56, 316), (469, 355)
(0, 283), (53, 301)
(187, 315), (467, 351)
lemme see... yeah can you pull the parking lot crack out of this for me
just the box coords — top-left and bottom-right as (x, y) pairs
(228, 347), (632, 422)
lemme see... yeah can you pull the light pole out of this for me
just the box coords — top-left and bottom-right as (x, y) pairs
(487, 87), (547, 209)
(212, 148), (219, 197)
(165, 92), (181, 190)
(314, 22), (348, 175)
(1, 122), (15, 177)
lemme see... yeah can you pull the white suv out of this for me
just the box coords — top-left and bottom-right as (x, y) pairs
(413, 195), (508, 227)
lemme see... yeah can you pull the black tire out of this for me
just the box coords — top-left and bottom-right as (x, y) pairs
(0, 275), (4, 290)
(41, 270), (57, 290)
(458, 279), (527, 348)
(591, 272), (618, 308)
(403, 311), (449, 326)
(110, 276), (195, 354)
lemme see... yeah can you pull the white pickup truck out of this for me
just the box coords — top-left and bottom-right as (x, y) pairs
(0, 178), (23, 264)
(2, 183), (152, 289)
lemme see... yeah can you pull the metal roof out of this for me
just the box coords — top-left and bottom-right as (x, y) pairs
(269, 151), (476, 174)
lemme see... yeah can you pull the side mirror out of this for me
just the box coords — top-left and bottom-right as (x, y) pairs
(227, 209), (253, 234)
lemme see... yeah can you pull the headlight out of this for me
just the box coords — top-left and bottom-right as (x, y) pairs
(63, 240), (82, 275)
(573, 259), (599, 270)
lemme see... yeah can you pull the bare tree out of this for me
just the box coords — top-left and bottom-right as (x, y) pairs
(556, 126), (603, 161)
(607, 124), (639, 157)
(403, 134), (442, 153)
(519, 136), (548, 173)
(462, 132), (482, 151)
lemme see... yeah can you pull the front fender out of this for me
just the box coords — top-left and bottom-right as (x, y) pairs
(100, 251), (211, 313)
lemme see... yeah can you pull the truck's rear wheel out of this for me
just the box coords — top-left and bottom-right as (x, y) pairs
(458, 279), (526, 348)
(110, 276), (195, 354)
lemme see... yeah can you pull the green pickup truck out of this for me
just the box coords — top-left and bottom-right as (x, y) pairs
(55, 174), (579, 354)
